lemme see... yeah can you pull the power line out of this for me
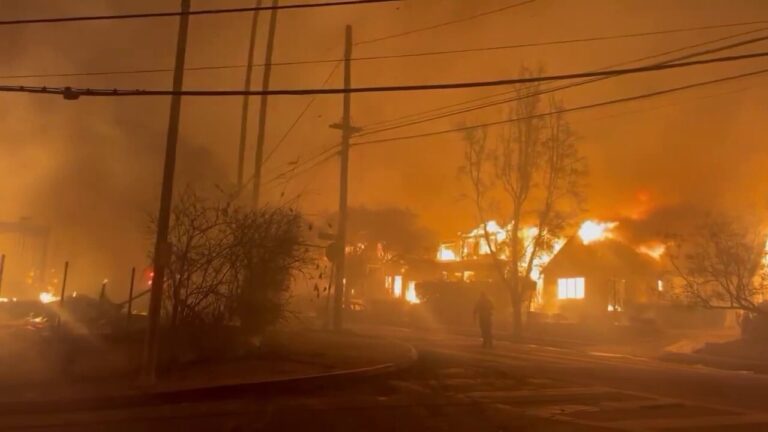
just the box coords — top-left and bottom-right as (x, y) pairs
(356, 29), (768, 136)
(0, 0), (399, 26)
(266, 75), (765, 184)
(264, 144), (340, 186)
(349, 20), (768, 62)
(349, 66), (768, 147)
(263, 62), (341, 164)
(234, 60), (346, 200)
(6, 20), (768, 81)
(11, 49), (767, 98)
(264, 51), (768, 183)
(272, 75), (765, 183)
(230, 61), (341, 199)
(357, 26), (768, 131)
(355, 0), (537, 45)
(570, 84), (754, 126)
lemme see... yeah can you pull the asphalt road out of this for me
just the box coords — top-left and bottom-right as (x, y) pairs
(2, 327), (768, 431)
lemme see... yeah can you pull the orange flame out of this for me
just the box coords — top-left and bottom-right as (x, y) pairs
(578, 220), (618, 244)
(637, 243), (666, 260)
(405, 281), (420, 304)
(39, 292), (58, 303)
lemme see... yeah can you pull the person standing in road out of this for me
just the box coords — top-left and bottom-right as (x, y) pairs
(474, 291), (494, 348)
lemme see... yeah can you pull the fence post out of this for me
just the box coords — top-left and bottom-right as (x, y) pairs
(57, 261), (69, 327)
(127, 267), (136, 327)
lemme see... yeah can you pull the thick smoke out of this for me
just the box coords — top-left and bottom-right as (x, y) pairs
(1, 0), (768, 297)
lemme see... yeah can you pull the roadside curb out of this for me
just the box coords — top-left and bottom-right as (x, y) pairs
(0, 336), (418, 415)
(659, 350), (768, 374)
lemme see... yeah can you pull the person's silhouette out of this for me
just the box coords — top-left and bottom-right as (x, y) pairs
(474, 292), (494, 348)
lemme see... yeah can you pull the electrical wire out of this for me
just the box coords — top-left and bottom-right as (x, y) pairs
(349, 66), (768, 147)
(259, 37), (768, 183)
(264, 144), (340, 187)
(267, 77), (765, 183)
(259, 72), (767, 184)
(9, 49), (766, 98)
(356, 28), (768, 136)
(355, 0), (537, 45)
(4, 20), (767, 81)
(229, 61), (341, 201)
(263, 61), (341, 164)
(0, 0), (400, 26)
(569, 84), (754, 126)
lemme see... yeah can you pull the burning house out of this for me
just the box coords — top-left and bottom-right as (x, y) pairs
(539, 233), (663, 321)
(422, 221), (562, 325)
(344, 241), (435, 306)
(435, 221), (562, 283)
(422, 219), (676, 326)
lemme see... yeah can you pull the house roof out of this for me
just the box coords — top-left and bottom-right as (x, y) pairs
(543, 237), (661, 279)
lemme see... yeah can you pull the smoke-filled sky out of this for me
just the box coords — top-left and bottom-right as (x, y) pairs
(1, 0), (768, 296)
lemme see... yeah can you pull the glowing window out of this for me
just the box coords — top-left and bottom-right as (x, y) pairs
(405, 281), (420, 304)
(393, 275), (403, 298)
(557, 277), (585, 299)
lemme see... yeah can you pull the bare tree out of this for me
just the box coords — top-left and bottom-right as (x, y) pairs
(235, 204), (312, 333)
(163, 190), (237, 326)
(462, 67), (585, 337)
(522, 97), (585, 299)
(151, 188), (313, 333)
(669, 215), (767, 316)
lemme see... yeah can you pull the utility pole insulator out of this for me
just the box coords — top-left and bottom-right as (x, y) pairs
(62, 87), (80, 101)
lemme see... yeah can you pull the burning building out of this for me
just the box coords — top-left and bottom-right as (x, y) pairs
(539, 235), (663, 320)
(424, 218), (677, 326)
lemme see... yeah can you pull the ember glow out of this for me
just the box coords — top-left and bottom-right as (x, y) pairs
(578, 220), (618, 244)
(471, 220), (506, 255)
(405, 281), (420, 304)
(436, 245), (458, 262)
(392, 275), (403, 298)
(637, 243), (667, 260)
(38, 292), (58, 303)
(436, 221), (569, 281)
(530, 238), (566, 281)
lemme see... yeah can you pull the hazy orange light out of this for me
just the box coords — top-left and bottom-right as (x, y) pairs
(637, 243), (666, 260)
(393, 275), (403, 298)
(39, 292), (58, 303)
(405, 281), (420, 304)
(436, 244), (458, 262)
(578, 220), (618, 244)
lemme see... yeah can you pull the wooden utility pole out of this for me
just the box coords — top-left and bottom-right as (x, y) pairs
(0, 254), (5, 298)
(252, 0), (279, 206)
(236, 0), (263, 192)
(127, 267), (136, 326)
(143, 0), (191, 383)
(332, 25), (355, 331)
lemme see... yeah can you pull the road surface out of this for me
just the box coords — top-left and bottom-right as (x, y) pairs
(2, 327), (768, 431)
